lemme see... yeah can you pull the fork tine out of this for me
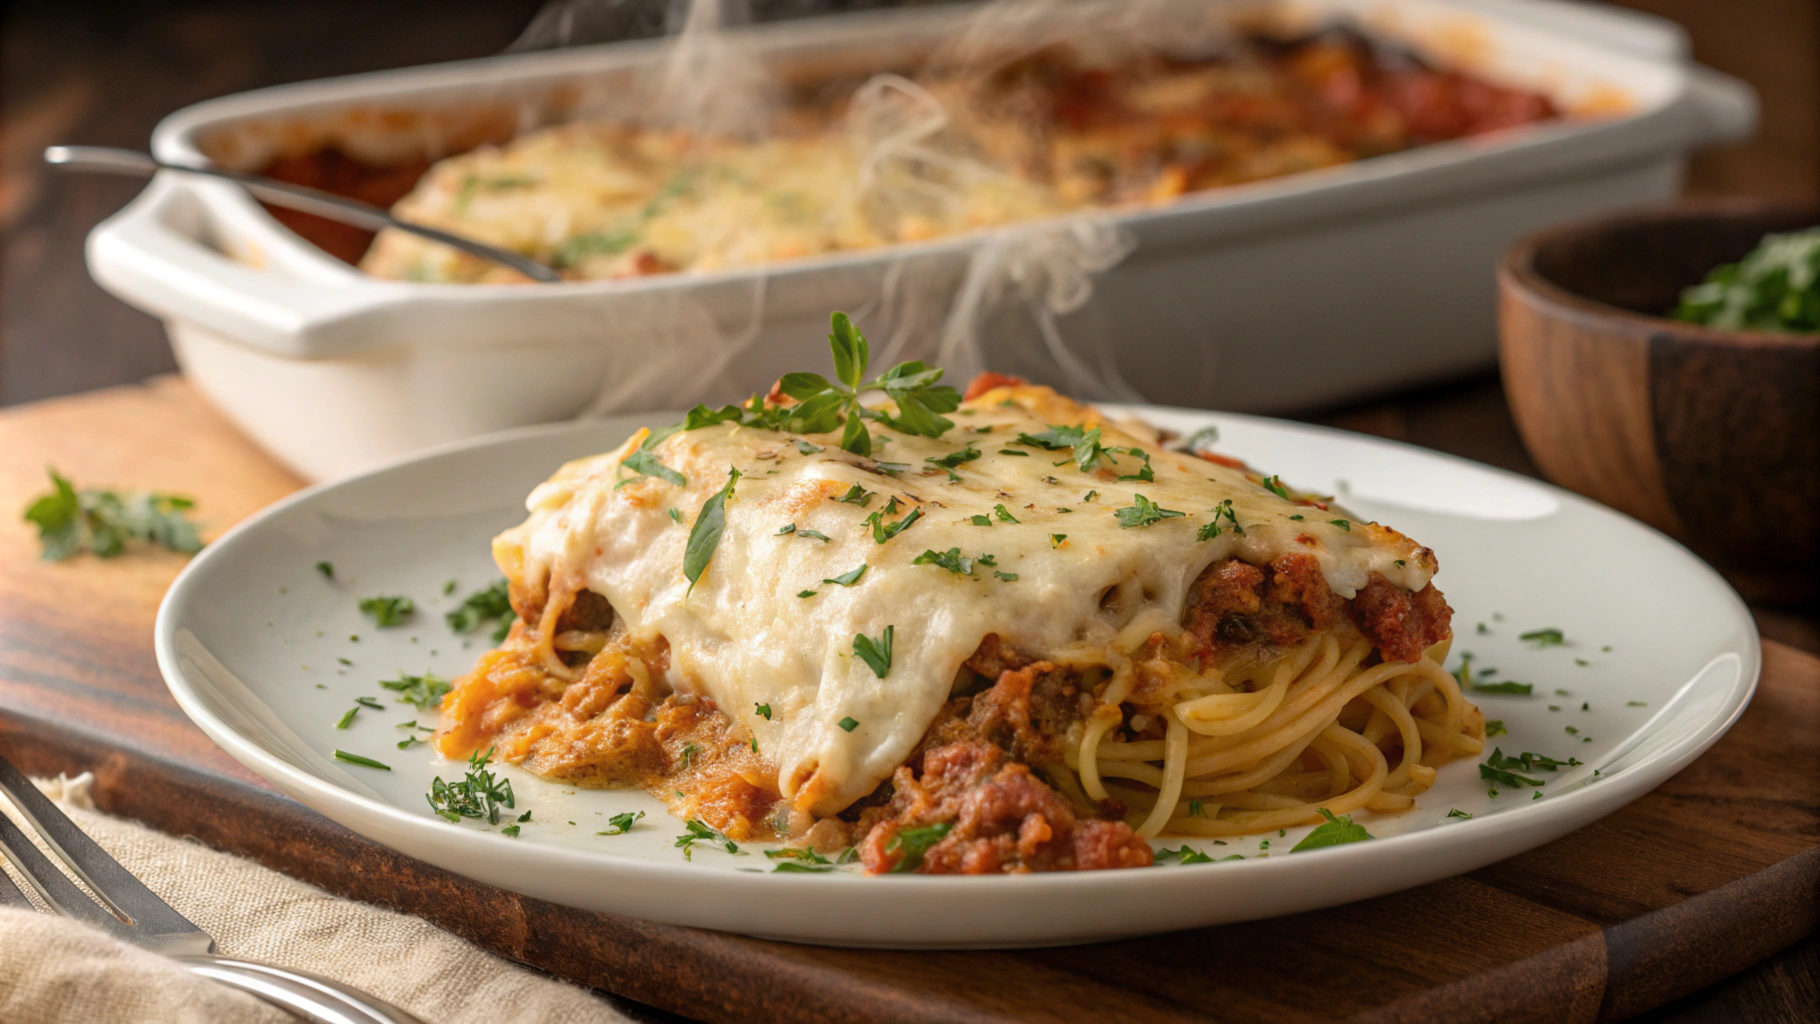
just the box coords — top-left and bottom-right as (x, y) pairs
(0, 809), (130, 934)
(0, 754), (203, 947)
(0, 860), (34, 909)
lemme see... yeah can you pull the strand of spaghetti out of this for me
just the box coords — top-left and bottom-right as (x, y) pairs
(1309, 734), (1352, 799)
(1177, 731), (1321, 797)
(1412, 717), (1483, 757)
(1182, 652), (1401, 776)
(533, 588), (582, 681)
(1076, 703), (1123, 801)
(1362, 684), (1425, 790)
(1135, 709), (1189, 838)
(1196, 640), (1369, 752)
(1173, 634), (1322, 736)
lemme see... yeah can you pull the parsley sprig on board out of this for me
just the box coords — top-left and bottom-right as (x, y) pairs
(23, 468), (202, 561)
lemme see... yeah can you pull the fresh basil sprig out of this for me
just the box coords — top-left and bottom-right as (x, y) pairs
(774, 313), (961, 456)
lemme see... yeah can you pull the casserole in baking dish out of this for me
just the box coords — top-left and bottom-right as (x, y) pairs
(86, 0), (1753, 480)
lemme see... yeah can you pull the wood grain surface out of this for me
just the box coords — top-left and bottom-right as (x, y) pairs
(0, 378), (1815, 1024)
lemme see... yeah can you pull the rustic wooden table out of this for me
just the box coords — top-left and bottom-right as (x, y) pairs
(1, 1), (1816, 1020)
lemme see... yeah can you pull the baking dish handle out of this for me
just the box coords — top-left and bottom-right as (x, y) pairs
(1680, 65), (1758, 147)
(85, 175), (403, 360)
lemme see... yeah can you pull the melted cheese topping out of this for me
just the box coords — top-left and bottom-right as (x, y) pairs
(497, 388), (1434, 814)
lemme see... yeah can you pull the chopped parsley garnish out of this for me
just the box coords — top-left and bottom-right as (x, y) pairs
(315, 561), (334, 579)
(358, 595), (415, 628)
(823, 565), (868, 587)
(777, 524), (796, 535)
(766, 847), (834, 872)
(23, 468), (203, 561)
(912, 548), (973, 575)
(771, 312), (960, 455)
(1114, 494), (1185, 528)
(1050, 534), (1067, 548)
(1199, 499), (1244, 540)
(616, 450), (686, 489)
(446, 579), (514, 641)
(797, 589), (818, 598)
(1156, 845), (1214, 865)
(1289, 514), (1304, 521)
(1673, 228), (1820, 333)
(1188, 799), (1206, 818)
(970, 515), (992, 526)
(1290, 808), (1373, 851)
(886, 822), (952, 872)
(1328, 519), (1351, 531)
(865, 505), (922, 544)
(838, 716), (860, 733)
(500, 825), (521, 838)
(1260, 475), (1289, 499)
(994, 571), (1019, 581)
(853, 625), (894, 678)
(993, 503), (1019, 523)
(380, 671), (451, 711)
(1478, 748), (1547, 788)
(675, 820), (740, 860)
(755, 703), (772, 720)
(1485, 720), (1507, 736)
(797, 529), (832, 542)
(998, 449), (1028, 456)
(683, 468), (739, 593)
(335, 707), (360, 729)
(355, 697), (383, 710)
(924, 444), (981, 480)
(427, 747), (514, 823)
(669, 508), (683, 523)
(333, 750), (390, 771)
(1472, 681), (1534, 695)
(680, 743), (700, 769)
(796, 440), (824, 455)
(1520, 628), (1567, 648)
(833, 483), (875, 506)
(1627, 701), (1647, 707)
(1446, 809), (1474, 819)
(1082, 490), (1099, 503)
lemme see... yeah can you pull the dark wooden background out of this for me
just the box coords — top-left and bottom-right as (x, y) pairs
(1, 1), (1815, 1021)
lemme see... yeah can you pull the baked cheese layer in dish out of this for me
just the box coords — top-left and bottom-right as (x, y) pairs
(361, 27), (1557, 284)
(437, 357), (1479, 873)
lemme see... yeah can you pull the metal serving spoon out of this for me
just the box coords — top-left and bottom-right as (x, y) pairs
(45, 144), (564, 283)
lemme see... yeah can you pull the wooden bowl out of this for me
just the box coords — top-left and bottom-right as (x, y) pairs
(1499, 200), (1820, 604)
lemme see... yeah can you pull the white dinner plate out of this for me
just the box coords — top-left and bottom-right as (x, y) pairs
(155, 406), (1759, 948)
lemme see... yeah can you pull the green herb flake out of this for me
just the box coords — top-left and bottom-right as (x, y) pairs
(333, 750), (391, 771)
(446, 579), (513, 637)
(1290, 808), (1373, 851)
(1260, 475), (1290, 499)
(865, 505), (922, 544)
(500, 824), (522, 838)
(381, 671), (452, 711)
(1485, 720), (1507, 737)
(833, 484), (875, 507)
(684, 468), (739, 593)
(886, 822), (953, 872)
(335, 707), (360, 729)
(994, 570), (1019, 581)
(1673, 228), (1820, 333)
(675, 819), (740, 860)
(316, 561), (334, 579)
(1156, 845), (1214, 865)
(823, 564), (868, 587)
(1446, 809), (1474, 819)
(838, 716), (860, 733)
(1114, 494), (1186, 528)
(970, 515), (992, 526)
(1328, 519), (1351, 531)
(998, 449), (1029, 457)
(1472, 681), (1535, 696)
(1627, 701), (1647, 707)
(993, 504), (1019, 523)
(853, 625), (894, 678)
(1521, 628), (1567, 648)
(797, 589), (818, 598)
(616, 450), (686, 489)
(358, 595), (415, 628)
(1050, 534), (1067, 548)
(912, 548), (973, 575)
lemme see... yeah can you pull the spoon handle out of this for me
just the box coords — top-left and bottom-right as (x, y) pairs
(45, 144), (563, 283)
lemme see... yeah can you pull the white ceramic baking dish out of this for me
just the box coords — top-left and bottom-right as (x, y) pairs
(86, 0), (1754, 481)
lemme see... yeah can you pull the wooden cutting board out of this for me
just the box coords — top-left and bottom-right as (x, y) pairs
(1, 377), (1816, 1024)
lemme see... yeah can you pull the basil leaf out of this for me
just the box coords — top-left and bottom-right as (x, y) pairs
(853, 625), (893, 678)
(828, 312), (868, 390)
(1289, 808), (1374, 852)
(684, 468), (739, 594)
(778, 372), (833, 401)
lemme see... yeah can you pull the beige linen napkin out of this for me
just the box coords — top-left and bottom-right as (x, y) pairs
(0, 774), (632, 1024)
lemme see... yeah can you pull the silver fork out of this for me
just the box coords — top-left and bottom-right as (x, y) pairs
(0, 752), (426, 1024)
